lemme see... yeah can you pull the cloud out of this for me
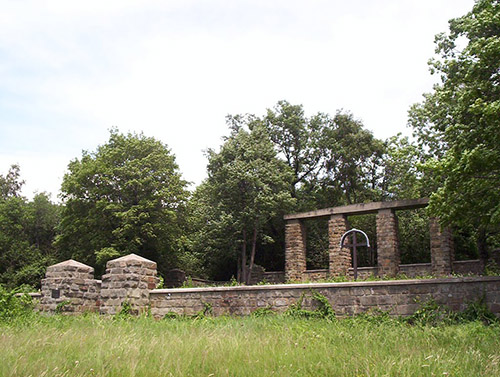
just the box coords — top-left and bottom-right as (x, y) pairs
(0, 0), (475, 199)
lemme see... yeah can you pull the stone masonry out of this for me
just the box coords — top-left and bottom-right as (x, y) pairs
(150, 276), (500, 318)
(100, 254), (159, 315)
(40, 260), (101, 313)
(376, 209), (400, 277)
(430, 218), (455, 275)
(328, 214), (350, 277)
(284, 220), (307, 281)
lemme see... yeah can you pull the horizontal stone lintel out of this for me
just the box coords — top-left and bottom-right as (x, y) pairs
(284, 198), (429, 220)
(150, 276), (500, 295)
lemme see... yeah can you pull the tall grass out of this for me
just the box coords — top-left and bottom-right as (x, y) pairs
(1, 314), (499, 376)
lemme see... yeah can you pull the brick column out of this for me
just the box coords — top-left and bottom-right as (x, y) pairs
(430, 218), (455, 276)
(100, 254), (159, 315)
(376, 209), (400, 277)
(40, 260), (100, 314)
(328, 214), (350, 277)
(285, 220), (307, 281)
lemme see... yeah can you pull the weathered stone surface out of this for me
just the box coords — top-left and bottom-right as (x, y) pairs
(430, 218), (455, 275)
(284, 220), (307, 281)
(149, 277), (500, 319)
(40, 260), (100, 314)
(328, 214), (350, 277)
(376, 209), (400, 277)
(100, 253), (159, 315)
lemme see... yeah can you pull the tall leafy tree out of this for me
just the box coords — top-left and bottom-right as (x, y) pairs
(409, 0), (500, 262)
(56, 129), (189, 275)
(319, 111), (385, 206)
(264, 100), (327, 199)
(0, 167), (59, 288)
(202, 118), (294, 283)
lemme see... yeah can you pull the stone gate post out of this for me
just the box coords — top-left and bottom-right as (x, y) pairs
(40, 260), (100, 313)
(100, 254), (159, 315)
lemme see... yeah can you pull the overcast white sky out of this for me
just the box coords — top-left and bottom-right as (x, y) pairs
(0, 0), (474, 200)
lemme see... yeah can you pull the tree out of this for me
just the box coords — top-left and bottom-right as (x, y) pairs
(319, 111), (385, 206)
(0, 164), (24, 199)
(0, 167), (59, 288)
(56, 130), (189, 276)
(264, 100), (327, 199)
(203, 118), (294, 283)
(409, 0), (500, 263)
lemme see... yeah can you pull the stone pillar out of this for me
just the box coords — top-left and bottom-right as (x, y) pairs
(376, 209), (400, 277)
(328, 214), (350, 277)
(430, 218), (455, 276)
(40, 260), (100, 314)
(285, 220), (307, 281)
(100, 254), (159, 315)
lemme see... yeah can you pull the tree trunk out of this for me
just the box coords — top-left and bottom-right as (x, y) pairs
(246, 226), (258, 285)
(240, 229), (247, 284)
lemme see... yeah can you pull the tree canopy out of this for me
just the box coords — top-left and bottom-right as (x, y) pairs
(56, 130), (189, 275)
(409, 0), (500, 261)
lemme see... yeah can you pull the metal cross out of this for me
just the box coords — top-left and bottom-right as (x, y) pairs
(340, 228), (370, 280)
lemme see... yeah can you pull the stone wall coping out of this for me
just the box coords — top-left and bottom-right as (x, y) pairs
(46, 259), (94, 271)
(453, 259), (480, 264)
(15, 292), (42, 298)
(150, 276), (500, 295)
(262, 260), (481, 276)
(284, 198), (429, 220)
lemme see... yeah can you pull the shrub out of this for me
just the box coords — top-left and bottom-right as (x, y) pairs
(0, 285), (35, 322)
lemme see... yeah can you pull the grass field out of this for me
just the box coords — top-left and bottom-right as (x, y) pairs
(1, 313), (499, 377)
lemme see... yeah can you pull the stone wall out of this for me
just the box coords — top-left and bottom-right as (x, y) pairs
(150, 276), (500, 318)
(40, 260), (101, 313)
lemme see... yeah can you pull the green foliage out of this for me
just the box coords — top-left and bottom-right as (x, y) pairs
(0, 285), (35, 322)
(115, 300), (133, 319)
(192, 302), (213, 319)
(406, 297), (499, 327)
(55, 300), (71, 314)
(251, 306), (275, 317)
(191, 119), (295, 282)
(0, 166), (60, 288)
(56, 129), (189, 276)
(459, 297), (499, 325)
(409, 0), (500, 260)
(405, 298), (455, 326)
(284, 291), (336, 320)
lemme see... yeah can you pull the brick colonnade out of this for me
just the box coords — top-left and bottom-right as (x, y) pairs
(284, 199), (456, 281)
